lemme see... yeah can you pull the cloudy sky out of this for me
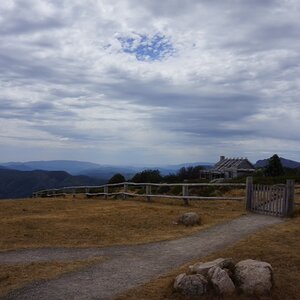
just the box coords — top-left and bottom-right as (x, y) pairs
(1, 0), (300, 165)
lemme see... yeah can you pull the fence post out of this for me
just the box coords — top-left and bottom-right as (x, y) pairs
(246, 177), (253, 211)
(285, 180), (294, 217)
(123, 184), (128, 200)
(182, 185), (189, 205)
(146, 185), (152, 202)
(104, 185), (108, 199)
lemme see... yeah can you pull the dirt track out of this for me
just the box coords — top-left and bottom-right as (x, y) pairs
(0, 214), (283, 300)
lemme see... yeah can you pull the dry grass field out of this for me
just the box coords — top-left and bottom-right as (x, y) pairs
(0, 196), (244, 251)
(0, 191), (299, 299)
(116, 207), (300, 300)
(0, 195), (244, 297)
(0, 256), (105, 298)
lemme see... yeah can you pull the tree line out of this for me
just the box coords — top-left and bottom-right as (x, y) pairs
(108, 165), (205, 184)
(108, 154), (300, 185)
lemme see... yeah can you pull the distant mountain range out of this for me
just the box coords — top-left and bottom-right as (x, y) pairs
(0, 169), (101, 199)
(254, 157), (300, 169)
(0, 160), (213, 180)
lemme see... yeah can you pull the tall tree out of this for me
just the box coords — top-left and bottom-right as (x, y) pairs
(264, 154), (284, 176)
(177, 166), (204, 181)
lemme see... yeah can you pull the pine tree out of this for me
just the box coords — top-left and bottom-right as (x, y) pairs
(264, 154), (284, 176)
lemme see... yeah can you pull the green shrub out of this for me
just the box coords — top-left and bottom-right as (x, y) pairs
(156, 185), (170, 194)
(170, 185), (182, 195)
(131, 170), (162, 183)
(108, 173), (125, 184)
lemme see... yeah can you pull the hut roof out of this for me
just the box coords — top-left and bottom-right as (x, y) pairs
(213, 157), (255, 171)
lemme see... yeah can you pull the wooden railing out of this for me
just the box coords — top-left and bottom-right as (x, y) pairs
(32, 182), (246, 205)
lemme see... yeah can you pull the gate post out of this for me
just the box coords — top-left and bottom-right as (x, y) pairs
(104, 185), (108, 199)
(123, 183), (128, 200)
(182, 185), (189, 206)
(146, 185), (152, 202)
(285, 180), (294, 217)
(246, 177), (253, 211)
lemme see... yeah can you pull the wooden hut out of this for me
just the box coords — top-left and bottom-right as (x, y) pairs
(200, 156), (255, 180)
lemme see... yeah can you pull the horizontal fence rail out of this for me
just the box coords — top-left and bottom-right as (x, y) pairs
(33, 182), (246, 204)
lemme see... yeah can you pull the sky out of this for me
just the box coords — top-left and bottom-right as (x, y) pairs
(1, 0), (300, 165)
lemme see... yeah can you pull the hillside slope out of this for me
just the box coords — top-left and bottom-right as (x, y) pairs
(0, 169), (102, 199)
(1, 160), (102, 174)
(255, 157), (300, 168)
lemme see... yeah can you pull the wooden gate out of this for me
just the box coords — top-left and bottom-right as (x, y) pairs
(246, 177), (294, 217)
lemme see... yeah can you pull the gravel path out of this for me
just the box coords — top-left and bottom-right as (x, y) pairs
(1, 214), (283, 300)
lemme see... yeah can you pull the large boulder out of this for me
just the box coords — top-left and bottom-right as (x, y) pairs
(234, 259), (273, 296)
(174, 273), (208, 296)
(189, 258), (234, 276)
(208, 266), (235, 295)
(178, 212), (201, 226)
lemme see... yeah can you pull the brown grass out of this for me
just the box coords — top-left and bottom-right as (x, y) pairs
(0, 195), (244, 297)
(116, 208), (300, 300)
(0, 256), (105, 298)
(0, 196), (244, 251)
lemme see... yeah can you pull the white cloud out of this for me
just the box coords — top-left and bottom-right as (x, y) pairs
(0, 0), (300, 164)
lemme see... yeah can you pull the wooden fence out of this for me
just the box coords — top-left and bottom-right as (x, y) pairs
(33, 179), (299, 212)
(33, 182), (246, 205)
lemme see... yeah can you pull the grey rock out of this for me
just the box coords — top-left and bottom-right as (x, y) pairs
(174, 273), (208, 296)
(234, 259), (273, 295)
(178, 212), (201, 226)
(189, 258), (234, 275)
(208, 266), (235, 294)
